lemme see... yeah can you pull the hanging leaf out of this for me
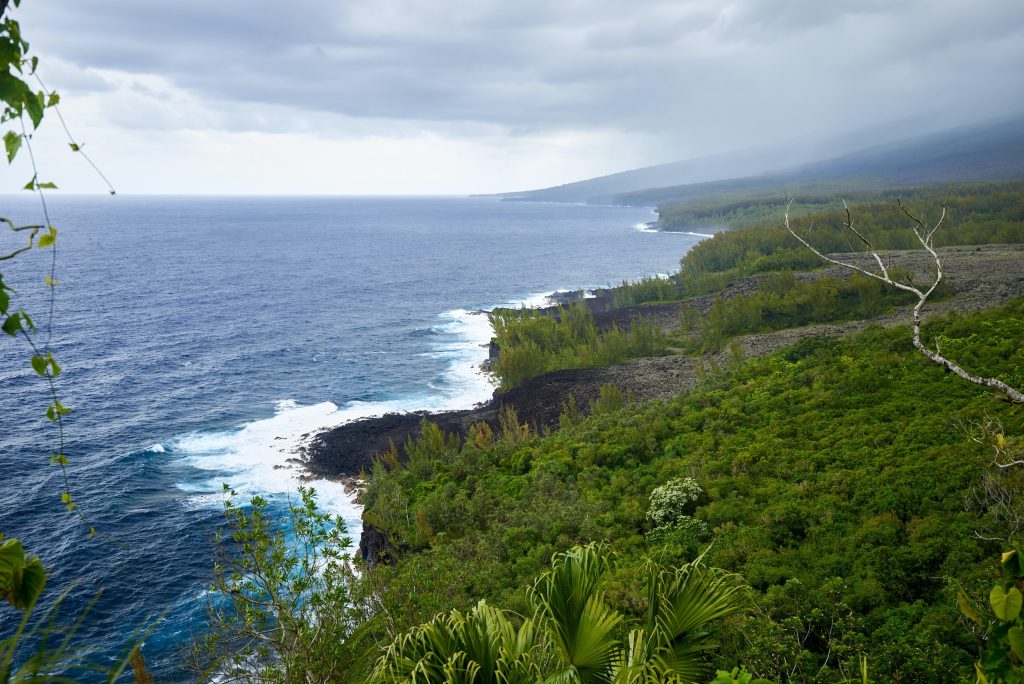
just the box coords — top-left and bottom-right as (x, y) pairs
(958, 589), (981, 625)
(0, 538), (47, 610)
(3, 129), (20, 162)
(30, 354), (46, 375)
(24, 89), (43, 128)
(2, 311), (22, 335)
(1002, 549), (1024, 578)
(1009, 626), (1024, 661)
(37, 226), (56, 247)
(990, 585), (1022, 621)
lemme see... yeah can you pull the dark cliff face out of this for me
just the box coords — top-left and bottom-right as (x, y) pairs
(359, 521), (399, 569)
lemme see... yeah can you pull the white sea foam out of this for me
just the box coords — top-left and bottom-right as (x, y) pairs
(510, 291), (557, 308)
(634, 223), (716, 238)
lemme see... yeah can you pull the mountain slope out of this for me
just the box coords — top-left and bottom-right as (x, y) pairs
(492, 116), (1024, 207)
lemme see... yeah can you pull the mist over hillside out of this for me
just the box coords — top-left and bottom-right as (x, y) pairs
(490, 115), (1024, 207)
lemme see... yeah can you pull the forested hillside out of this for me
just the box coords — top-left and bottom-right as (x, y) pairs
(339, 185), (1024, 682)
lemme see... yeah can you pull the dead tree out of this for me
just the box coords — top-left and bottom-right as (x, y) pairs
(784, 197), (1024, 403)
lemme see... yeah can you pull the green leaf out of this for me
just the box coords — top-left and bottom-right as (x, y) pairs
(3, 129), (21, 162)
(990, 585), (1023, 621)
(24, 90), (43, 128)
(68, 142), (81, 152)
(1009, 626), (1024, 661)
(23, 177), (35, 191)
(30, 354), (46, 375)
(0, 538), (47, 610)
(37, 226), (56, 247)
(49, 354), (61, 376)
(2, 312), (21, 336)
(958, 589), (981, 625)
(36, 181), (57, 189)
(46, 91), (59, 107)
(1003, 549), (1024, 579)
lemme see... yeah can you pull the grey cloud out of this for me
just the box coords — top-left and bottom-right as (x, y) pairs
(17, 0), (1024, 156)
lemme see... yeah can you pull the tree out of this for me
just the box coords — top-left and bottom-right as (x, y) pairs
(191, 486), (359, 684)
(784, 198), (1024, 403)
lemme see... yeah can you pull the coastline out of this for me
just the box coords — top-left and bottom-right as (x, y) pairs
(301, 241), (1024, 486)
(305, 243), (1024, 565)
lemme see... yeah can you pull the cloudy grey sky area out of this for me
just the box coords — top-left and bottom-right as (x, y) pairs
(9, 0), (1024, 194)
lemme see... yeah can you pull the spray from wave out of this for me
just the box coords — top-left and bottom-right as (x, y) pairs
(162, 291), (574, 536)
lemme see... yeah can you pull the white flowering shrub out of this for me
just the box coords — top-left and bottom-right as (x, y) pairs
(646, 477), (709, 544)
(646, 477), (704, 527)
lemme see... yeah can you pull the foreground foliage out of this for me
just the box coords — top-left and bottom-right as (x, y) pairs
(371, 543), (749, 683)
(191, 487), (358, 683)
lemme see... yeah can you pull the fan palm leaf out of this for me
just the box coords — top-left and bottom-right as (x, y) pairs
(371, 601), (541, 684)
(532, 544), (622, 684)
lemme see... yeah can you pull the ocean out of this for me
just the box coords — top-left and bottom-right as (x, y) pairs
(0, 195), (703, 679)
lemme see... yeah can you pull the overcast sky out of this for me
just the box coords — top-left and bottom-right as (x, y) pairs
(9, 0), (1024, 195)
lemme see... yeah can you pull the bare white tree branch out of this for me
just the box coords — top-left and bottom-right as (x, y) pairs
(784, 198), (1024, 404)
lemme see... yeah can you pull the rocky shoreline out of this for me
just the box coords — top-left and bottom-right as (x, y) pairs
(300, 244), (1024, 562)
(305, 243), (1024, 480)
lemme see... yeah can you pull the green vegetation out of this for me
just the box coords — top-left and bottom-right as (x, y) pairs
(608, 182), (1024, 307)
(656, 183), (893, 233)
(489, 302), (664, 389)
(966, 547), (1024, 681)
(0, 4), (143, 681)
(186, 186), (1024, 681)
(611, 274), (681, 307)
(371, 543), (749, 683)
(602, 183), (1024, 319)
(681, 270), (949, 353)
(191, 487), (359, 683)
(678, 182), (1023, 288)
(1, 533), (149, 682)
(356, 301), (1024, 681)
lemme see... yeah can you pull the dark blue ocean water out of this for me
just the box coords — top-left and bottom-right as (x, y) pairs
(0, 195), (701, 679)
